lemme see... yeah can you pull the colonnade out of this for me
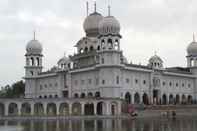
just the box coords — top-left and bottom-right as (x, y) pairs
(0, 98), (122, 116)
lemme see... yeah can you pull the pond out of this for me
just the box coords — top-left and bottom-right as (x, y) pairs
(0, 117), (197, 131)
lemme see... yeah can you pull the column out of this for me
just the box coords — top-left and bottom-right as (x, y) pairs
(69, 103), (72, 115)
(117, 101), (122, 115)
(94, 102), (97, 115)
(18, 103), (22, 116)
(31, 103), (34, 116)
(56, 103), (60, 116)
(43, 103), (47, 116)
(131, 93), (134, 104)
(81, 102), (85, 115)
(105, 101), (111, 115)
(4, 103), (9, 116)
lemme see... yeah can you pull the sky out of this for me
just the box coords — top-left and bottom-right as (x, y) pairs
(0, 0), (196, 86)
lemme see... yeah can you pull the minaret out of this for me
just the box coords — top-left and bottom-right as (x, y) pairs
(24, 32), (43, 98)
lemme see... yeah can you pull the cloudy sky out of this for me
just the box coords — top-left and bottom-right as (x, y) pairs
(0, 0), (196, 86)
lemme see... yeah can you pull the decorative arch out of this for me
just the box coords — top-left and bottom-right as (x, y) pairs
(84, 47), (88, 52)
(74, 93), (79, 98)
(95, 92), (100, 98)
(162, 94), (167, 105)
(72, 102), (81, 115)
(134, 93), (140, 104)
(47, 103), (57, 116)
(21, 103), (31, 116)
(8, 103), (18, 116)
(182, 94), (186, 104)
(107, 39), (113, 49)
(0, 103), (5, 116)
(34, 103), (44, 116)
(88, 92), (93, 97)
(188, 95), (193, 104)
(89, 46), (94, 51)
(125, 92), (131, 104)
(84, 103), (94, 115)
(142, 93), (149, 105)
(59, 103), (69, 116)
(175, 94), (180, 104)
(169, 94), (174, 104)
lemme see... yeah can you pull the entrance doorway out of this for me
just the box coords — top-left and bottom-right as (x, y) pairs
(153, 90), (160, 104)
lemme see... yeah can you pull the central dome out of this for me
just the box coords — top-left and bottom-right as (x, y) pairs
(99, 16), (120, 35)
(83, 12), (103, 37)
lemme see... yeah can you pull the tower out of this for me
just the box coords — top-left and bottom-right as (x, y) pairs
(187, 35), (197, 67)
(97, 5), (122, 65)
(24, 32), (43, 98)
(25, 32), (43, 77)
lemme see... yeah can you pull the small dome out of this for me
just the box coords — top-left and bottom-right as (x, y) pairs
(149, 55), (163, 63)
(83, 12), (103, 37)
(57, 55), (71, 70)
(187, 41), (197, 56)
(99, 16), (120, 35)
(57, 56), (70, 65)
(26, 39), (42, 54)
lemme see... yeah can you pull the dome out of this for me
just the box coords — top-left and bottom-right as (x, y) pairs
(149, 55), (163, 63)
(83, 12), (103, 37)
(99, 16), (120, 35)
(26, 39), (42, 55)
(57, 56), (70, 65)
(187, 41), (197, 56)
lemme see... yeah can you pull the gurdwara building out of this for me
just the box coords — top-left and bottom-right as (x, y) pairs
(24, 6), (197, 105)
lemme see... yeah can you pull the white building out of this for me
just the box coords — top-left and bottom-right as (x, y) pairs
(24, 5), (197, 105)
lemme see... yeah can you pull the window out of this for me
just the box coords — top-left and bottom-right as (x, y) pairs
(40, 85), (43, 90)
(116, 76), (119, 84)
(143, 80), (146, 85)
(126, 78), (129, 83)
(49, 83), (52, 87)
(182, 83), (184, 87)
(188, 84), (191, 88)
(96, 78), (99, 85)
(135, 79), (138, 84)
(55, 83), (58, 87)
(169, 82), (172, 87)
(102, 80), (105, 85)
(162, 82), (165, 86)
(44, 84), (47, 88)
(176, 83), (178, 87)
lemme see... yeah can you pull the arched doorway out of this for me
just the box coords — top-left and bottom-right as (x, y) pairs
(97, 102), (106, 115)
(125, 92), (131, 104)
(59, 103), (69, 116)
(47, 103), (57, 116)
(182, 95), (186, 104)
(21, 103), (31, 116)
(188, 95), (193, 104)
(34, 103), (44, 116)
(85, 103), (94, 115)
(88, 92), (93, 98)
(134, 93), (140, 104)
(95, 92), (100, 98)
(142, 93), (149, 105)
(169, 94), (174, 104)
(175, 95), (180, 104)
(8, 103), (18, 116)
(80, 93), (86, 98)
(162, 94), (167, 105)
(111, 102), (118, 115)
(0, 103), (4, 116)
(72, 103), (81, 115)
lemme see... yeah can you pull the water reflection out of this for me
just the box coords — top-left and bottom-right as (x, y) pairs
(0, 117), (197, 131)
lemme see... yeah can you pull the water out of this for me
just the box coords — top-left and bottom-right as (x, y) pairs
(0, 117), (197, 131)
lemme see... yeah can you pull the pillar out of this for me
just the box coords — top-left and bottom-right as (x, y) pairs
(117, 101), (122, 115)
(81, 102), (85, 115)
(69, 103), (72, 115)
(31, 103), (34, 116)
(4, 103), (9, 116)
(43, 103), (47, 115)
(56, 103), (60, 116)
(94, 102), (97, 115)
(105, 101), (111, 115)
(18, 103), (22, 116)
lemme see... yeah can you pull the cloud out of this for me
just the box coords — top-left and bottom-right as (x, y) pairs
(0, 0), (196, 86)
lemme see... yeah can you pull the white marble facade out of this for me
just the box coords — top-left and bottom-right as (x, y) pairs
(24, 5), (197, 105)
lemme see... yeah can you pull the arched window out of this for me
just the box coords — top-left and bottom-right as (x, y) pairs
(36, 57), (40, 66)
(90, 46), (94, 51)
(101, 40), (105, 49)
(115, 39), (119, 50)
(108, 39), (113, 49)
(31, 57), (34, 66)
(84, 47), (88, 52)
(97, 46), (100, 51)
